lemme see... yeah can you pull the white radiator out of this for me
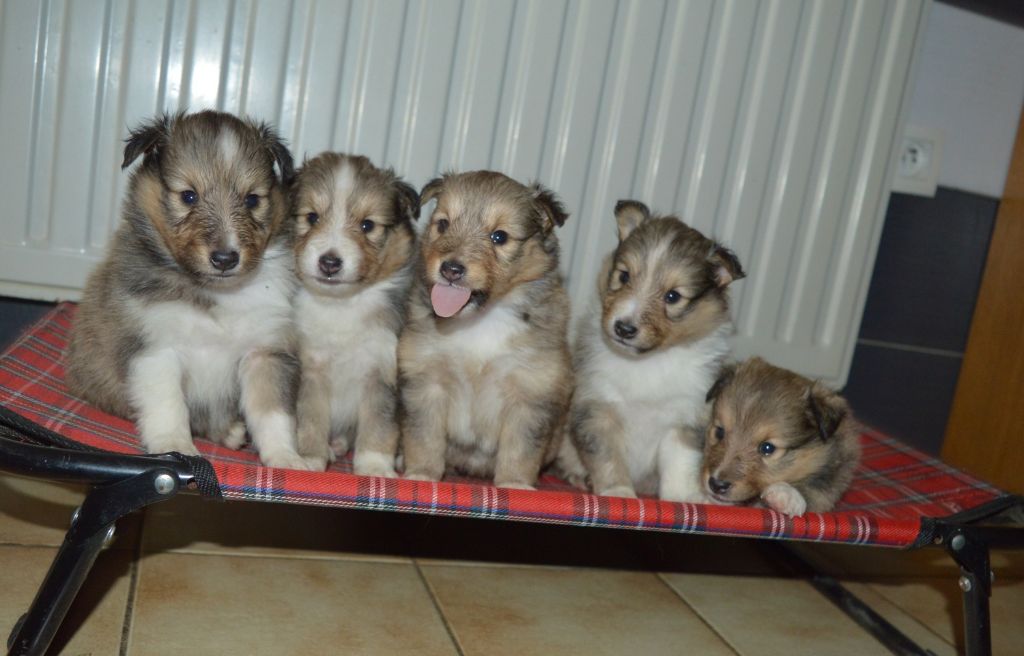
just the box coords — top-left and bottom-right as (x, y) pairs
(0, 0), (927, 386)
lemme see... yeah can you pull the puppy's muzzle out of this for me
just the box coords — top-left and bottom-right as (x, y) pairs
(613, 319), (638, 340)
(708, 476), (731, 495)
(319, 253), (342, 277)
(210, 249), (240, 272)
(440, 260), (466, 282)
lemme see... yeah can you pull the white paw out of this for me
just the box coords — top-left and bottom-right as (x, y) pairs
(354, 451), (398, 478)
(403, 472), (440, 482)
(301, 455), (330, 471)
(495, 481), (536, 491)
(219, 421), (248, 450)
(599, 485), (638, 499)
(762, 483), (807, 516)
(146, 434), (200, 457)
(261, 450), (315, 471)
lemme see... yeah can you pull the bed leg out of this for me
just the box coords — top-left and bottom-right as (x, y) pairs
(946, 529), (992, 656)
(6, 467), (184, 656)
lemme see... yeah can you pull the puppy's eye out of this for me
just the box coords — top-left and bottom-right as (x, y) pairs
(490, 230), (508, 245)
(436, 218), (449, 234)
(618, 270), (630, 285)
(243, 194), (260, 209)
(306, 212), (319, 226)
(665, 290), (682, 305)
(714, 425), (725, 441)
(181, 190), (198, 205)
(360, 219), (376, 233)
(758, 441), (776, 456)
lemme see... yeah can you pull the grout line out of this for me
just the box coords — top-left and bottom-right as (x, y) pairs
(856, 338), (964, 359)
(413, 560), (466, 656)
(655, 573), (742, 655)
(118, 511), (145, 656)
(136, 547), (413, 564)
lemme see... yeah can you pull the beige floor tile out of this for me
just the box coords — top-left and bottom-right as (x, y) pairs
(128, 552), (457, 655)
(141, 493), (411, 562)
(841, 582), (957, 656)
(867, 577), (1024, 655)
(0, 545), (133, 655)
(0, 473), (140, 550)
(420, 564), (735, 656)
(661, 573), (892, 655)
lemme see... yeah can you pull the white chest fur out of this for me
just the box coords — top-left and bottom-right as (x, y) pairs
(579, 320), (729, 491)
(294, 279), (400, 429)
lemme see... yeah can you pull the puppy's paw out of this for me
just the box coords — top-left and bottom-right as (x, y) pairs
(301, 455), (330, 471)
(495, 481), (536, 491)
(353, 450), (398, 478)
(762, 482), (807, 516)
(146, 434), (200, 457)
(598, 485), (638, 499)
(260, 449), (315, 471)
(404, 471), (441, 482)
(218, 421), (248, 450)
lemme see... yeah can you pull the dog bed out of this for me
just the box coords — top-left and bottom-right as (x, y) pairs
(1, 303), (1021, 656)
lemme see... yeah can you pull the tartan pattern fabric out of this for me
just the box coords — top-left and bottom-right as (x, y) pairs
(0, 303), (1005, 548)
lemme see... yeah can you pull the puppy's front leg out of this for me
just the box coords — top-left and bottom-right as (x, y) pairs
(295, 355), (333, 471)
(762, 482), (808, 516)
(400, 378), (448, 481)
(129, 349), (197, 456)
(657, 427), (707, 503)
(493, 398), (553, 490)
(571, 402), (635, 498)
(239, 349), (310, 470)
(353, 370), (399, 478)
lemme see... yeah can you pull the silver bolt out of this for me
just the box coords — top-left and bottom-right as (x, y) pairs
(951, 534), (966, 551)
(959, 576), (973, 593)
(990, 570), (995, 584)
(70, 506), (81, 526)
(154, 473), (176, 495)
(102, 525), (116, 548)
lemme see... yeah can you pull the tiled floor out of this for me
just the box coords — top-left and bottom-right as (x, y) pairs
(1, 474), (1021, 655)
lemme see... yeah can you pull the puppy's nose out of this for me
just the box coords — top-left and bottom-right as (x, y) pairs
(614, 320), (638, 340)
(440, 260), (466, 282)
(210, 250), (240, 271)
(708, 476), (731, 495)
(318, 254), (342, 276)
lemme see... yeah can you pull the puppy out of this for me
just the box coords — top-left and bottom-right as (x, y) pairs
(67, 111), (310, 469)
(568, 200), (744, 501)
(701, 357), (861, 515)
(291, 153), (419, 474)
(398, 171), (573, 488)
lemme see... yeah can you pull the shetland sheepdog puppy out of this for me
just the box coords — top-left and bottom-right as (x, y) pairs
(567, 200), (744, 501)
(398, 171), (573, 488)
(67, 111), (311, 469)
(291, 153), (419, 474)
(702, 357), (861, 515)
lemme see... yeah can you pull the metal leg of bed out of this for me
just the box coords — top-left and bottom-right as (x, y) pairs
(0, 434), (203, 656)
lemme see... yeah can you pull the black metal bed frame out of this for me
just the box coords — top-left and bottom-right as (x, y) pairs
(1, 411), (1021, 656)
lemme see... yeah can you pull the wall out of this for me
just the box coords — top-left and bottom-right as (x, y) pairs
(844, 2), (1024, 454)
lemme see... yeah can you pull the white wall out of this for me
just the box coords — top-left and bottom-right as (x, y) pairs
(906, 3), (1024, 197)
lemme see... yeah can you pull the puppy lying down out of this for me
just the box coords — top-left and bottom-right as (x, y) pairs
(701, 357), (861, 515)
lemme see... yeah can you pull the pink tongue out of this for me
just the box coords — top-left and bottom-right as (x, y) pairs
(431, 283), (472, 318)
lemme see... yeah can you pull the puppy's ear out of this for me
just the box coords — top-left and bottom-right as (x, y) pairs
(419, 177), (444, 209)
(394, 180), (420, 222)
(259, 123), (295, 184)
(705, 363), (737, 404)
(805, 384), (848, 441)
(708, 243), (745, 287)
(532, 183), (569, 232)
(614, 200), (650, 242)
(122, 115), (172, 169)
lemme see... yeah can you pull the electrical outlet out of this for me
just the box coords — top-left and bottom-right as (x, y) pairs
(891, 124), (943, 197)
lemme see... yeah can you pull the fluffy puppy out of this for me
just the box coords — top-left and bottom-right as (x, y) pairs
(701, 357), (861, 515)
(67, 111), (310, 469)
(568, 200), (744, 501)
(398, 171), (573, 488)
(291, 153), (419, 473)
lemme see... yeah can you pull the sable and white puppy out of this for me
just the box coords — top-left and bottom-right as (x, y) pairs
(291, 153), (419, 474)
(398, 171), (573, 488)
(701, 357), (861, 515)
(568, 200), (744, 501)
(67, 111), (311, 470)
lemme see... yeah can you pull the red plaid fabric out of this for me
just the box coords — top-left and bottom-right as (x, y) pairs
(0, 304), (1005, 548)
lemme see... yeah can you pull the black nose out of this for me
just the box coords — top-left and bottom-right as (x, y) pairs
(210, 250), (240, 271)
(319, 254), (342, 276)
(440, 260), (466, 282)
(614, 320), (638, 340)
(708, 476), (731, 495)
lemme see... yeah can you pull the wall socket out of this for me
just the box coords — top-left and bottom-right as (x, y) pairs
(891, 124), (943, 197)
